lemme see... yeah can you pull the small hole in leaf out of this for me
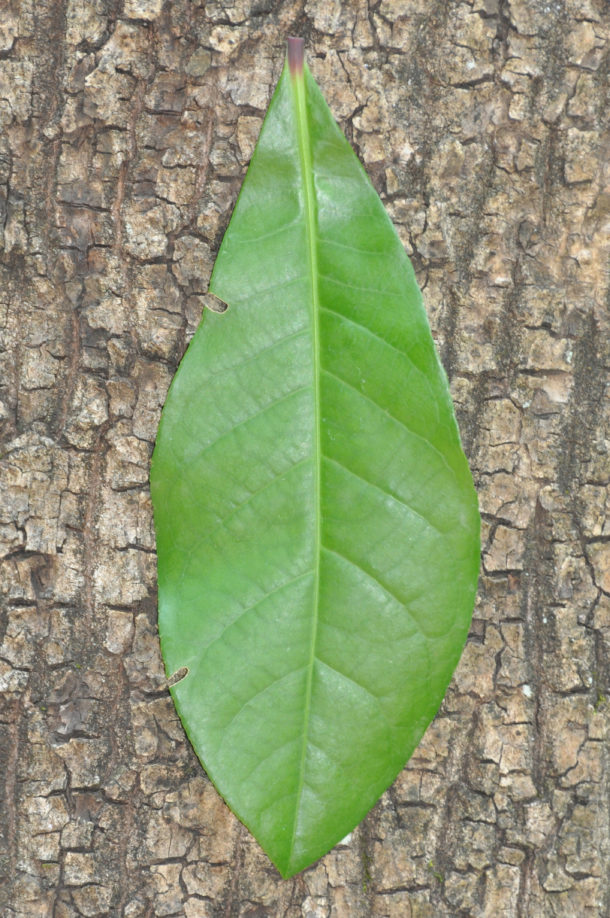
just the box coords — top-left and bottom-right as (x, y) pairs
(168, 666), (189, 687)
(205, 294), (229, 314)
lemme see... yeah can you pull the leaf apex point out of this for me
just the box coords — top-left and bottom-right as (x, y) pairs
(287, 37), (304, 77)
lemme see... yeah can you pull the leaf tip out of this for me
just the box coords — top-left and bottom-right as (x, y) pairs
(287, 36), (304, 77)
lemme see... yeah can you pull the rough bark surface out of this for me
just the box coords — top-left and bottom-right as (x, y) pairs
(0, 1), (609, 916)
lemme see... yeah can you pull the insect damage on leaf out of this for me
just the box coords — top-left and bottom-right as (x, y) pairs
(203, 293), (229, 314)
(167, 666), (190, 687)
(150, 37), (480, 879)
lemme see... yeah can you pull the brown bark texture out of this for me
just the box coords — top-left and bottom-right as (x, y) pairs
(0, 0), (609, 916)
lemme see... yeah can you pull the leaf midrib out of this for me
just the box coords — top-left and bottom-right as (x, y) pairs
(287, 63), (321, 870)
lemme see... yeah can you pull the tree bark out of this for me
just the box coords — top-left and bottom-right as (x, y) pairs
(1, 1), (608, 916)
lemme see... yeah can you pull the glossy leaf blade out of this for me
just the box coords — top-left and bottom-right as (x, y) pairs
(151, 52), (480, 878)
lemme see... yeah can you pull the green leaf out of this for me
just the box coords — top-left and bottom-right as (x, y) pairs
(151, 41), (480, 879)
